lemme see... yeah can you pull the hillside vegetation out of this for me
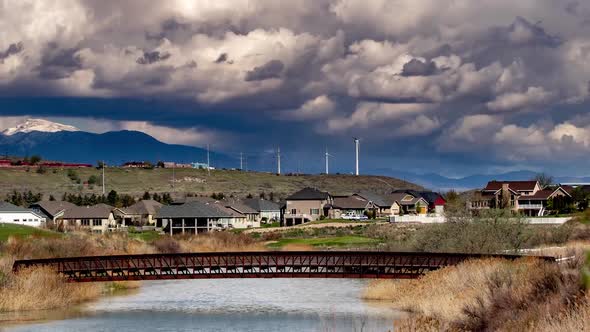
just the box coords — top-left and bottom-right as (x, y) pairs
(0, 167), (420, 198)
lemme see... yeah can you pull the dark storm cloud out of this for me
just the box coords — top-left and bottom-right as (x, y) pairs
(37, 46), (83, 80)
(214, 53), (228, 63)
(401, 59), (438, 77)
(136, 51), (172, 65)
(0, 42), (23, 62)
(244, 60), (284, 81)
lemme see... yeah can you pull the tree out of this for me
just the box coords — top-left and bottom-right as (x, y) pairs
(143, 191), (151, 200)
(107, 190), (119, 206)
(533, 173), (554, 189)
(88, 175), (99, 185)
(36, 165), (47, 174)
(157, 161), (165, 168)
(29, 155), (42, 165)
(97, 161), (105, 169)
(49, 194), (56, 201)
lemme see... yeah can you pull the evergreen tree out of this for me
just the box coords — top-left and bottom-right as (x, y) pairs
(107, 190), (119, 206)
(143, 191), (151, 200)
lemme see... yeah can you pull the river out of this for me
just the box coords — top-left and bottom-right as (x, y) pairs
(3, 279), (402, 331)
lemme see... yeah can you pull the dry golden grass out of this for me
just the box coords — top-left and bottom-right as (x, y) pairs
(280, 243), (314, 251)
(0, 230), (269, 313)
(0, 266), (102, 312)
(365, 255), (586, 331)
(363, 258), (512, 320)
(532, 296), (590, 332)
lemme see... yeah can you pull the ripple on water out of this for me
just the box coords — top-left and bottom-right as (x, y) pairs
(5, 279), (403, 332)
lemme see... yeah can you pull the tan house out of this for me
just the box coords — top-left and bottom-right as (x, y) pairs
(59, 203), (117, 233)
(284, 187), (332, 226)
(115, 200), (163, 226)
(30, 201), (76, 224)
(329, 195), (375, 218)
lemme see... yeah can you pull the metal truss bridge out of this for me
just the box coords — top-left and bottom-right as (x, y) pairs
(12, 251), (553, 282)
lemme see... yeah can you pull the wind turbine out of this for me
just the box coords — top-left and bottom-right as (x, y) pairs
(325, 147), (334, 175)
(353, 137), (360, 176)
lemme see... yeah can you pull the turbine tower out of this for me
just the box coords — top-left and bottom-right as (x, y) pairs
(354, 137), (360, 176)
(277, 146), (281, 175)
(325, 147), (333, 175)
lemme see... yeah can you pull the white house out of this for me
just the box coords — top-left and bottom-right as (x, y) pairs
(0, 202), (46, 227)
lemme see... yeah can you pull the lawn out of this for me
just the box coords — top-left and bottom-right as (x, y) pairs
(0, 223), (60, 242)
(267, 235), (382, 248)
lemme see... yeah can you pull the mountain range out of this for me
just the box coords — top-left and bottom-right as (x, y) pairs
(374, 169), (590, 191)
(0, 119), (236, 167)
(2, 119), (589, 190)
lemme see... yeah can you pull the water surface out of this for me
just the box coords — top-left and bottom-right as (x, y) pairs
(4, 279), (401, 331)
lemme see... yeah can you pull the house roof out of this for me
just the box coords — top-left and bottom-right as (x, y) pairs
(286, 187), (330, 201)
(156, 201), (233, 218)
(31, 201), (76, 218)
(484, 180), (538, 192)
(399, 197), (428, 206)
(225, 200), (258, 214)
(62, 204), (114, 219)
(121, 200), (163, 215)
(332, 196), (370, 209)
(241, 198), (281, 212)
(418, 192), (445, 205)
(0, 201), (33, 213)
(523, 187), (572, 201)
(355, 192), (391, 207)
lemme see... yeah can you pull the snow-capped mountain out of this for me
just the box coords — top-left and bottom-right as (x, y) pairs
(2, 118), (79, 136)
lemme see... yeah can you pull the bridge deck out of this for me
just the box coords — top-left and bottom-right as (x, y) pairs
(12, 251), (554, 282)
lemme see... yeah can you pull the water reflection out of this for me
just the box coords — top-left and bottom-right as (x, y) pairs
(4, 279), (402, 332)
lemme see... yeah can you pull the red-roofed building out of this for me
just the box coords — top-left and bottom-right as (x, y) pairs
(470, 180), (572, 216)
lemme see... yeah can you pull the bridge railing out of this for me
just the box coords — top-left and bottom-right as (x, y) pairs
(12, 251), (554, 282)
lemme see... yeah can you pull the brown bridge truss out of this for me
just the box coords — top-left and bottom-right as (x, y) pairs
(12, 251), (554, 282)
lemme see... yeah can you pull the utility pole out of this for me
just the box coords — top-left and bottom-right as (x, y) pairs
(240, 152), (243, 170)
(172, 163), (175, 191)
(102, 160), (105, 195)
(277, 146), (281, 175)
(207, 144), (211, 176)
(354, 138), (359, 176)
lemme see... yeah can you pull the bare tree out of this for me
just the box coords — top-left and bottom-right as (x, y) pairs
(533, 173), (554, 189)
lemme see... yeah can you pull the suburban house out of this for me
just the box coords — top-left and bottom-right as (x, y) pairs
(30, 200), (76, 224)
(0, 202), (46, 227)
(224, 200), (261, 226)
(156, 201), (234, 234)
(58, 203), (117, 233)
(353, 192), (394, 217)
(390, 191), (430, 215)
(242, 198), (281, 222)
(469, 180), (572, 216)
(329, 195), (375, 218)
(115, 200), (163, 226)
(418, 192), (447, 215)
(284, 187), (333, 226)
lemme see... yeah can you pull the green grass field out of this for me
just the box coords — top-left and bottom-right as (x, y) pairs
(266, 235), (382, 248)
(0, 167), (419, 199)
(126, 230), (162, 242)
(0, 223), (60, 242)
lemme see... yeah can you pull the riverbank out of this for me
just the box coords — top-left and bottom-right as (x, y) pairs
(363, 242), (590, 331)
(0, 230), (264, 313)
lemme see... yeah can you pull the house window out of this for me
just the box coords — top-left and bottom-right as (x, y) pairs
(310, 209), (320, 215)
(81, 219), (90, 226)
(13, 219), (19, 222)
(291, 209), (297, 215)
(93, 219), (102, 226)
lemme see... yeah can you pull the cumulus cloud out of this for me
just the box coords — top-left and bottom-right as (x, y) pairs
(487, 86), (554, 111)
(4, 1), (590, 170)
(284, 95), (336, 120)
(244, 60), (284, 81)
(327, 102), (432, 132)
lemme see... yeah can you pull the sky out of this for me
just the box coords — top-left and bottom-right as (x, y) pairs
(2, 1), (590, 177)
